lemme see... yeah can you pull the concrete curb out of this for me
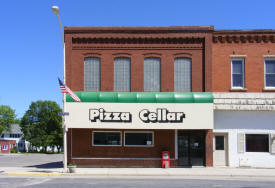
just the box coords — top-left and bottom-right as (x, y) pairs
(7, 172), (61, 176)
(2, 172), (275, 178)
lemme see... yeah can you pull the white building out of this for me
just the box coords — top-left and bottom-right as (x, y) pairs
(213, 93), (275, 168)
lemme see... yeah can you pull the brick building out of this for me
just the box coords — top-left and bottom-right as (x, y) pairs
(212, 30), (275, 168)
(63, 26), (275, 168)
(0, 140), (16, 153)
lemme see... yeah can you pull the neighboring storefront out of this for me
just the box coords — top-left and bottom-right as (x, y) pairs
(65, 92), (214, 167)
(213, 93), (275, 168)
(212, 30), (275, 168)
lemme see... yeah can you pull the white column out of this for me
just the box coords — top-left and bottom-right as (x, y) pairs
(175, 130), (178, 159)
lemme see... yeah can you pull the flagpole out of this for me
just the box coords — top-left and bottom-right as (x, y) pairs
(52, 5), (68, 172)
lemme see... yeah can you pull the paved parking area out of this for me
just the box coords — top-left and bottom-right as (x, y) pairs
(0, 154), (62, 168)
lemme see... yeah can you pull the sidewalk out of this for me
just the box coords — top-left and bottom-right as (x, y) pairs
(1, 167), (275, 177)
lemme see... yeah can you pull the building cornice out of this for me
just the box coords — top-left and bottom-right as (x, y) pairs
(213, 33), (275, 43)
(65, 26), (214, 34)
(71, 37), (204, 44)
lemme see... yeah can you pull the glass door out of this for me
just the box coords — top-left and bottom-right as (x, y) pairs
(178, 135), (189, 166)
(178, 131), (205, 167)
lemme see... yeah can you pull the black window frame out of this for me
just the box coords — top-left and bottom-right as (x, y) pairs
(92, 131), (122, 146)
(245, 134), (269, 152)
(124, 131), (154, 147)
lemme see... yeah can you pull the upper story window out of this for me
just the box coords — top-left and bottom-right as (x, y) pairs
(174, 58), (192, 92)
(114, 58), (131, 91)
(231, 59), (245, 88)
(265, 59), (275, 88)
(84, 57), (100, 91)
(144, 58), (160, 91)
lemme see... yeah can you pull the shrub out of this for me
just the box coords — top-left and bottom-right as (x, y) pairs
(68, 160), (76, 166)
(11, 147), (18, 153)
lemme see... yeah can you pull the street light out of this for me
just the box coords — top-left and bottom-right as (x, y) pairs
(51, 6), (59, 16)
(52, 5), (68, 172)
(51, 6), (64, 44)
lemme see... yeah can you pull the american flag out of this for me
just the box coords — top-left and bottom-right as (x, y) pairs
(58, 78), (81, 102)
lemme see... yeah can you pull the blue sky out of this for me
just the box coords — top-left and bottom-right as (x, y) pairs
(1, 0), (275, 118)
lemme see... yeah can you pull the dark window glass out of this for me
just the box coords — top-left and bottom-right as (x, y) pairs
(246, 134), (269, 152)
(215, 136), (224, 150)
(265, 60), (275, 87)
(93, 132), (121, 146)
(125, 132), (153, 146)
(232, 60), (244, 87)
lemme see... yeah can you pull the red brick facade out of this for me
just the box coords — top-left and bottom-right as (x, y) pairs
(67, 129), (213, 167)
(64, 26), (213, 92)
(212, 30), (275, 92)
(0, 140), (16, 153)
(63, 26), (275, 168)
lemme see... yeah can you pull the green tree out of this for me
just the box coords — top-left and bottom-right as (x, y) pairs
(20, 101), (63, 152)
(0, 105), (16, 135)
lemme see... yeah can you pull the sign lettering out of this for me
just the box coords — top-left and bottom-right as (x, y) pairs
(89, 108), (185, 124)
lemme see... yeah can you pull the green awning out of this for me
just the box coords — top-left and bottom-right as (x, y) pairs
(66, 92), (213, 103)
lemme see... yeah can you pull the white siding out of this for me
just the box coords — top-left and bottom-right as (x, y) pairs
(214, 110), (275, 168)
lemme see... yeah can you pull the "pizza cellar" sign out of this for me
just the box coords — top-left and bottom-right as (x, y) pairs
(89, 108), (185, 123)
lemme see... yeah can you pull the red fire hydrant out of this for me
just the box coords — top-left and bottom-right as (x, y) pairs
(162, 151), (170, 168)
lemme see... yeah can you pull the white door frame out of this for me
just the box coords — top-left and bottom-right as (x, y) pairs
(213, 133), (228, 166)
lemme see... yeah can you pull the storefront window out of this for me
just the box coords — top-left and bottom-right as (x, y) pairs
(93, 132), (121, 146)
(125, 132), (153, 146)
(246, 134), (269, 152)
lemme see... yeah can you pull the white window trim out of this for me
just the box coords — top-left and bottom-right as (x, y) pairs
(231, 58), (245, 89)
(92, 131), (122, 147)
(124, 131), (154, 147)
(2, 145), (8, 150)
(245, 133), (270, 153)
(264, 58), (275, 89)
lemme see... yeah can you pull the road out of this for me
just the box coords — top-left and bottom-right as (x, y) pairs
(0, 154), (62, 168)
(0, 176), (275, 188)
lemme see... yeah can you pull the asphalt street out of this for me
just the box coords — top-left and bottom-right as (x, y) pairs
(0, 176), (275, 188)
(0, 154), (62, 168)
